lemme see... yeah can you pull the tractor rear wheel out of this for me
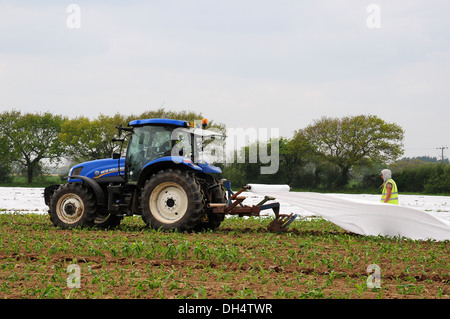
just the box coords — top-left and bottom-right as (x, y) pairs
(141, 169), (203, 231)
(48, 183), (96, 229)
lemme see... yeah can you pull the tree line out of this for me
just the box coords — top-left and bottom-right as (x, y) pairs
(221, 115), (404, 190)
(0, 109), (448, 194)
(220, 115), (449, 194)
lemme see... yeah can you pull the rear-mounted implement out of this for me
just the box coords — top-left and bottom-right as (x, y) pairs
(208, 180), (297, 232)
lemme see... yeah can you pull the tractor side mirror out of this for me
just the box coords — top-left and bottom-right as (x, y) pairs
(112, 152), (121, 159)
(115, 124), (133, 137)
(117, 124), (123, 137)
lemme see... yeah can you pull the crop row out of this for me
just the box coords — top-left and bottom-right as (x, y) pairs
(0, 213), (448, 299)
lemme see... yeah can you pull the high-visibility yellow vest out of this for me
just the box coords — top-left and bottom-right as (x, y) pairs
(381, 179), (398, 205)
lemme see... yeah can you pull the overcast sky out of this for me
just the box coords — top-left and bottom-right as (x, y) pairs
(1, 0), (449, 158)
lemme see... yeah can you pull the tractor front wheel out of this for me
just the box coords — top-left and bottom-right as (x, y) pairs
(48, 183), (96, 229)
(141, 169), (203, 231)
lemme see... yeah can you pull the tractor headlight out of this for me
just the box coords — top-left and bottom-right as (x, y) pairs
(71, 166), (83, 176)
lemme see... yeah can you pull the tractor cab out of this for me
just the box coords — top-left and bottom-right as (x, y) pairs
(122, 118), (223, 184)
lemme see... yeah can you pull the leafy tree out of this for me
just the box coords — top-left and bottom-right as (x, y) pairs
(60, 113), (127, 161)
(134, 108), (226, 133)
(397, 156), (448, 164)
(0, 135), (13, 183)
(133, 108), (202, 122)
(221, 137), (307, 187)
(60, 108), (226, 162)
(424, 164), (450, 194)
(275, 137), (307, 186)
(292, 115), (404, 187)
(0, 110), (66, 183)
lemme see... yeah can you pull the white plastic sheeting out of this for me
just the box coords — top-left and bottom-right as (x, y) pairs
(247, 184), (450, 241)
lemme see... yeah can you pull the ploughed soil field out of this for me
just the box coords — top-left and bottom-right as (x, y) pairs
(0, 213), (448, 299)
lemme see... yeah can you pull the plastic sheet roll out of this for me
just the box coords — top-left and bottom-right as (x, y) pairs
(247, 184), (290, 193)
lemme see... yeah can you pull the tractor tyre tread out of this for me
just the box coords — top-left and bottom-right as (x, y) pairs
(48, 183), (96, 229)
(141, 169), (203, 232)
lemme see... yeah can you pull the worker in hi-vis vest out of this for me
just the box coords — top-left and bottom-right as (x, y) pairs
(380, 169), (399, 205)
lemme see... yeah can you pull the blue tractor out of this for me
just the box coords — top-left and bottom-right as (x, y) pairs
(44, 118), (295, 232)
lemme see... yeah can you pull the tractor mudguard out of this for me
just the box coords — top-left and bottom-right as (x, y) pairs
(137, 157), (205, 189)
(67, 175), (106, 206)
(44, 184), (61, 206)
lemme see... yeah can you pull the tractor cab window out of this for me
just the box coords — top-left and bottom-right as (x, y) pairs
(192, 129), (225, 164)
(126, 125), (173, 182)
(170, 129), (192, 159)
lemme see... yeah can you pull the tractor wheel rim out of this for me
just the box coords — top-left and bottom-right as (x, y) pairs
(56, 193), (85, 224)
(149, 182), (188, 223)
